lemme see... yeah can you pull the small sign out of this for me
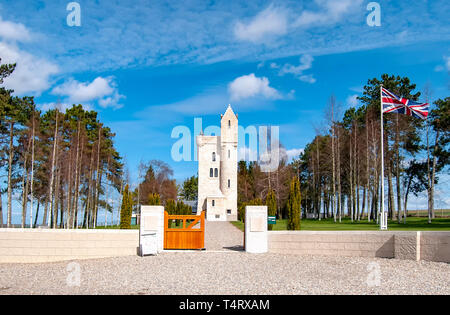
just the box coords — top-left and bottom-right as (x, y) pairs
(268, 216), (276, 225)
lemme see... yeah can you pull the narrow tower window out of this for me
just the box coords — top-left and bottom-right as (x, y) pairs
(212, 152), (216, 162)
(228, 179), (231, 188)
(228, 120), (231, 128)
(214, 168), (218, 177)
(210, 168), (213, 177)
(212, 200), (215, 207)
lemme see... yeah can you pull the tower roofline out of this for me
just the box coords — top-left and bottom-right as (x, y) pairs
(221, 104), (237, 120)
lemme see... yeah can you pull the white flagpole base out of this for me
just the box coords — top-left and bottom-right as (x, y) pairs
(380, 212), (388, 230)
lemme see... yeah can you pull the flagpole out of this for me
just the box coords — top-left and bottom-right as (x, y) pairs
(380, 84), (387, 230)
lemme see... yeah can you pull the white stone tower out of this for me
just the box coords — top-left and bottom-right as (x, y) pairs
(196, 105), (238, 221)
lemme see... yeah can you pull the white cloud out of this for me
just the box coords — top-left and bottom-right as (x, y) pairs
(434, 56), (450, 72)
(234, 5), (288, 43)
(38, 102), (92, 112)
(228, 73), (281, 101)
(277, 54), (316, 83)
(0, 16), (58, 96)
(280, 54), (314, 75)
(285, 148), (304, 161)
(346, 94), (359, 107)
(0, 16), (32, 42)
(0, 42), (59, 96)
(270, 62), (279, 69)
(51, 76), (124, 109)
(293, 0), (363, 28)
(0, 1), (444, 73)
(299, 74), (316, 84)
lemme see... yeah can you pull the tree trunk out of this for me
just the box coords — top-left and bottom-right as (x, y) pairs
(316, 138), (321, 220)
(7, 121), (14, 227)
(21, 167), (27, 228)
(33, 200), (40, 228)
(22, 130), (32, 228)
(404, 175), (412, 224)
(396, 114), (402, 223)
(366, 114), (371, 222)
(336, 127), (342, 222)
(84, 152), (94, 228)
(430, 131), (440, 222)
(361, 187), (366, 220)
(47, 111), (59, 228)
(42, 197), (48, 226)
(66, 157), (72, 229)
(349, 130), (354, 222)
(54, 163), (60, 229)
(332, 124), (336, 222)
(22, 169), (30, 228)
(93, 127), (102, 229)
(74, 131), (83, 229)
(30, 115), (35, 228)
(387, 161), (395, 220)
(0, 192), (3, 227)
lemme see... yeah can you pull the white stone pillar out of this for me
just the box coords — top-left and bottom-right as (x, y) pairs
(245, 206), (268, 253)
(139, 206), (164, 255)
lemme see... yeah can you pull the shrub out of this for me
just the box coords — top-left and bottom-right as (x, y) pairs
(287, 178), (301, 230)
(148, 193), (161, 205)
(266, 189), (277, 231)
(120, 185), (133, 229)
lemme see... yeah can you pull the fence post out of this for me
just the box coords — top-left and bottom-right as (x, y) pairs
(140, 206), (164, 255)
(245, 206), (268, 254)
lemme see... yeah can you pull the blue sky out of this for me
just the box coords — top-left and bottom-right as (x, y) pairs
(0, 0), (449, 222)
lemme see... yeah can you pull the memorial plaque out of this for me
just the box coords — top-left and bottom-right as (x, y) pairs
(143, 215), (158, 231)
(250, 216), (265, 232)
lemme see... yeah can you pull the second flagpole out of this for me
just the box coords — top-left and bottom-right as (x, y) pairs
(380, 84), (387, 230)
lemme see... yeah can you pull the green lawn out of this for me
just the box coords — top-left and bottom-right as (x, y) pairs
(231, 217), (450, 232)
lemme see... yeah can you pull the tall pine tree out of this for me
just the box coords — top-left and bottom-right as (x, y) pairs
(287, 178), (301, 230)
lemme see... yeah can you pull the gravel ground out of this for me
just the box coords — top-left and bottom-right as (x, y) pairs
(0, 222), (449, 295)
(205, 221), (243, 251)
(0, 252), (449, 295)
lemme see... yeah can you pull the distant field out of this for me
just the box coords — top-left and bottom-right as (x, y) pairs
(408, 209), (450, 217)
(231, 217), (450, 232)
(96, 225), (139, 230)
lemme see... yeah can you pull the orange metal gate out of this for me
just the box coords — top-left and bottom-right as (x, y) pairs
(164, 211), (205, 250)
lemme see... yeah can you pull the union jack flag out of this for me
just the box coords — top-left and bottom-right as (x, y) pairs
(382, 87), (429, 120)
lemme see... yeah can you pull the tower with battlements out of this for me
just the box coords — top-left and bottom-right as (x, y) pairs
(196, 105), (238, 221)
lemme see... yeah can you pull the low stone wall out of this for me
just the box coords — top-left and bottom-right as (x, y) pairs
(269, 231), (396, 258)
(420, 232), (450, 263)
(0, 229), (139, 263)
(268, 231), (450, 263)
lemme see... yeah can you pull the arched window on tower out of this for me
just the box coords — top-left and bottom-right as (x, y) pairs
(210, 168), (213, 177)
(228, 179), (231, 188)
(214, 168), (218, 177)
(212, 152), (216, 162)
(228, 120), (231, 128)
